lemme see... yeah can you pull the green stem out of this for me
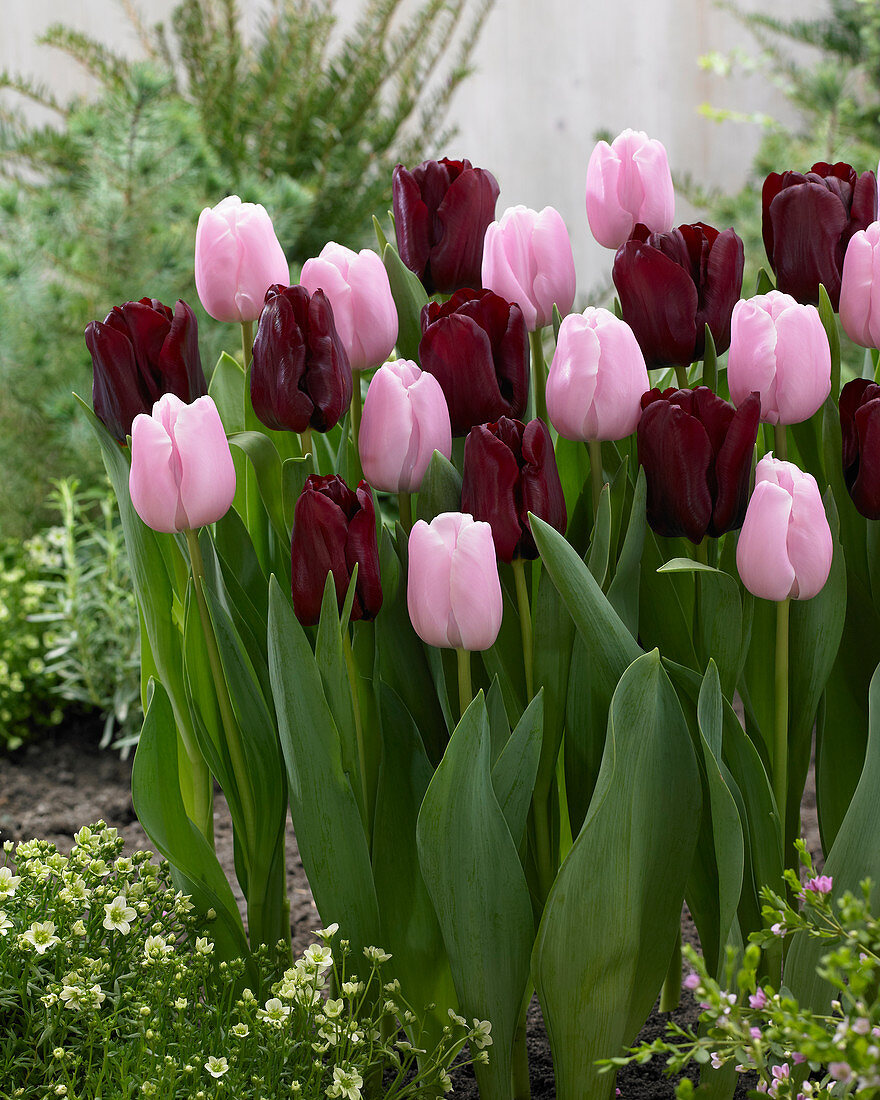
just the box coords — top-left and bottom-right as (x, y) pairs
(351, 370), (363, 451)
(398, 492), (413, 533)
(241, 320), (253, 369)
(695, 538), (708, 566)
(343, 629), (370, 834)
(511, 990), (532, 1099)
(674, 364), (689, 389)
(512, 558), (534, 700)
(529, 328), (548, 423)
(185, 529), (256, 850)
(456, 647), (472, 720)
(774, 598), (790, 847)
(774, 422), (788, 462)
(588, 438), (604, 516)
(300, 427), (313, 458)
(659, 926), (682, 1012)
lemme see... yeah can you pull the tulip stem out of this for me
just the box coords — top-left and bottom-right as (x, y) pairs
(774, 422), (788, 462)
(529, 328), (548, 423)
(185, 528), (257, 857)
(398, 492), (413, 533)
(351, 371), (363, 449)
(674, 364), (689, 390)
(512, 558), (534, 700)
(300, 427), (313, 459)
(456, 647), (472, 721)
(342, 628), (370, 835)
(774, 597), (790, 850)
(588, 439), (604, 516)
(241, 320), (253, 369)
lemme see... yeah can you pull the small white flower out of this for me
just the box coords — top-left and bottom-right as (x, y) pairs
(258, 997), (292, 1028)
(72, 920), (87, 937)
(204, 1055), (229, 1078)
(174, 997), (188, 1010)
(23, 920), (60, 954)
(471, 1019), (493, 1049)
(448, 1008), (467, 1027)
(60, 985), (85, 1011)
(0, 867), (22, 898)
(303, 943), (333, 971)
(342, 980), (364, 997)
(363, 945), (391, 963)
(103, 895), (137, 934)
(325, 1065), (364, 1100)
(0, 912), (12, 936)
(311, 922), (339, 939)
(231, 1022), (249, 1038)
(195, 936), (213, 955)
(144, 934), (172, 959)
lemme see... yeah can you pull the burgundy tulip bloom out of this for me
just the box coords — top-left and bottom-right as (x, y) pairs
(613, 222), (744, 370)
(419, 289), (529, 437)
(638, 387), (761, 543)
(762, 161), (877, 310)
(85, 297), (206, 443)
(392, 157), (500, 294)
(461, 417), (567, 562)
(291, 474), (383, 626)
(840, 377), (880, 520)
(251, 285), (352, 434)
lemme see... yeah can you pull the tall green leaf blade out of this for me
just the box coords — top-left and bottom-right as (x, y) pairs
(491, 690), (544, 848)
(383, 240), (429, 362)
(606, 468), (647, 638)
(533, 651), (701, 1100)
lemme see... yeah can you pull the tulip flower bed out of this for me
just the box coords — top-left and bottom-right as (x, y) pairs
(66, 133), (880, 1100)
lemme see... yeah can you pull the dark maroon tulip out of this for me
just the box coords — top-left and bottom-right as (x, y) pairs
(462, 417), (566, 562)
(392, 158), (500, 294)
(291, 474), (383, 626)
(762, 162), (877, 310)
(419, 288), (529, 437)
(251, 285), (352, 434)
(637, 387), (760, 543)
(612, 222), (744, 371)
(85, 297), (206, 443)
(840, 377), (880, 519)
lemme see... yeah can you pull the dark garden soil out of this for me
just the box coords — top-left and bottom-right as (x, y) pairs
(0, 712), (824, 1100)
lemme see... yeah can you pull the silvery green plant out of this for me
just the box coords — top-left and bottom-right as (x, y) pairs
(0, 823), (488, 1099)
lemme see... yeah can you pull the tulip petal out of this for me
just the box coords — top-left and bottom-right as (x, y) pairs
(768, 182), (848, 307)
(770, 304), (831, 425)
(292, 489), (352, 626)
(613, 241), (698, 369)
(172, 396), (236, 530)
(129, 412), (181, 533)
(461, 427), (523, 563)
(708, 391), (760, 536)
(86, 320), (148, 442)
(727, 297), (783, 423)
(431, 167), (499, 293)
(546, 316), (600, 441)
(638, 399), (713, 542)
(345, 250), (398, 369)
(786, 477), (832, 600)
(407, 517), (457, 648)
(405, 370), (452, 491)
(589, 312), (650, 441)
(359, 363), (415, 492)
(392, 165), (432, 284)
(347, 484), (383, 621)
(736, 481), (796, 601)
(448, 519), (503, 651)
(851, 394), (880, 518)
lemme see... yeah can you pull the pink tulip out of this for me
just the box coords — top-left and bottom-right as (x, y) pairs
(407, 512), (503, 651)
(585, 129), (675, 249)
(481, 205), (576, 331)
(194, 196), (290, 323)
(840, 222), (880, 348)
(546, 307), (649, 441)
(300, 243), (398, 370)
(727, 291), (831, 425)
(359, 359), (452, 493)
(129, 394), (236, 533)
(736, 454), (832, 602)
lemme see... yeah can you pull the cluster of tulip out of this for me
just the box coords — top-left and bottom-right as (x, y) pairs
(80, 130), (880, 1100)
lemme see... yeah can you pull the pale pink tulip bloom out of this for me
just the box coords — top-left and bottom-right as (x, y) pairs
(481, 205), (576, 331)
(130, 393), (235, 533)
(194, 196), (290, 323)
(736, 455), (832, 601)
(840, 222), (880, 348)
(728, 291), (831, 425)
(407, 512), (503, 651)
(300, 243), (398, 370)
(359, 360), (451, 493)
(585, 129), (675, 249)
(546, 307), (648, 441)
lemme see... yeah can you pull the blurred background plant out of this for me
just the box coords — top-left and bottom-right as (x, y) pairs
(0, 0), (492, 539)
(0, 478), (140, 753)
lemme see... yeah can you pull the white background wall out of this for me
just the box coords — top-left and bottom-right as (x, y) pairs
(2, 0), (825, 293)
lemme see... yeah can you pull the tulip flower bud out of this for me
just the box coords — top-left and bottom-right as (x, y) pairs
(737, 455), (832, 601)
(481, 205), (576, 332)
(727, 291), (831, 426)
(129, 394), (235, 533)
(840, 377), (880, 519)
(251, 285), (352, 434)
(291, 474), (383, 626)
(300, 243), (398, 371)
(359, 359), (452, 493)
(419, 288), (529, 437)
(86, 297), (207, 443)
(840, 222), (880, 348)
(407, 512), (503, 651)
(546, 307), (649, 442)
(762, 162), (877, 309)
(613, 222), (744, 370)
(638, 387), (760, 543)
(461, 417), (566, 562)
(392, 157), (500, 294)
(585, 129), (675, 249)
(194, 195), (290, 323)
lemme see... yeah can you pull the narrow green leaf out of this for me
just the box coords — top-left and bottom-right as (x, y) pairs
(383, 240), (429, 362)
(228, 431), (288, 545)
(281, 454), (317, 533)
(372, 214), (389, 254)
(606, 468), (647, 638)
(209, 351), (246, 433)
(491, 690), (544, 848)
(588, 484), (612, 587)
(551, 303), (563, 341)
(755, 268), (775, 295)
(701, 325), (717, 392)
(486, 676), (510, 767)
(416, 450), (462, 523)
(817, 283), (841, 399)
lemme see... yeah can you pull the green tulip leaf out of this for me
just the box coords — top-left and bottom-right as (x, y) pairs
(588, 483), (612, 588)
(552, 302), (563, 341)
(490, 689), (544, 849)
(416, 449), (462, 524)
(533, 562), (576, 798)
(533, 651), (701, 1100)
(606, 468), (647, 639)
(755, 268), (775, 295)
(817, 283), (841, 399)
(281, 454), (317, 534)
(383, 240), (429, 362)
(209, 351), (246, 434)
(701, 324), (717, 393)
(372, 214), (389, 254)
(228, 431), (288, 546)
(486, 676), (510, 767)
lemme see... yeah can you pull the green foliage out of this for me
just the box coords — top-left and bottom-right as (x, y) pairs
(0, 0), (492, 537)
(0, 823), (486, 1098)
